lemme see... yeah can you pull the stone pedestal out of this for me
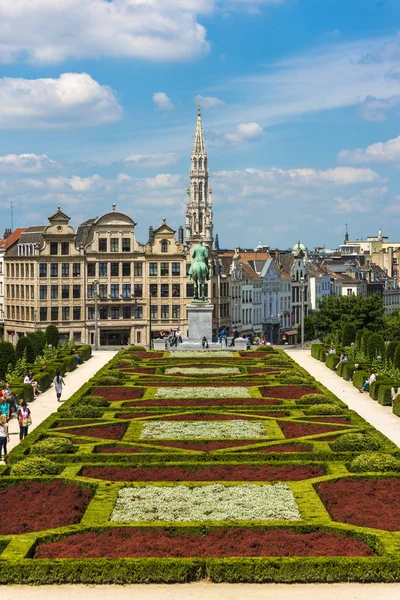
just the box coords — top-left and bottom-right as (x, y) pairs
(153, 339), (167, 351)
(187, 303), (214, 343)
(234, 337), (247, 351)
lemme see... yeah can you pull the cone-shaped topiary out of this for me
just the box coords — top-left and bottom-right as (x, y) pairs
(341, 323), (356, 347)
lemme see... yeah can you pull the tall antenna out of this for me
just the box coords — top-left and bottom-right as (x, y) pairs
(10, 200), (14, 231)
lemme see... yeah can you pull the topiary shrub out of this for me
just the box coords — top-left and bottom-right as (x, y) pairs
(299, 394), (331, 405)
(45, 324), (60, 348)
(263, 355), (291, 365)
(255, 346), (275, 353)
(276, 374), (309, 385)
(60, 405), (103, 419)
(32, 371), (51, 392)
(393, 344), (400, 371)
(0, 341), (16, 379)
(341, 323), (356, 347)
(80, 395), (109, 407)
(9, 383), (34, 403)
(352, 370), (370, 390)
(105, 369), (128, 381)
(366, 333), (385, 361)
(349, 453), (400, 473)
(95, 376), (122, 386)
(393, 395), (400, 417)
(342, 362), (356, 381)
(326, 354), (340, 371)
(330, 433), (380, 452)
(361, 330), (373, 355)
(15, 337), (35, 363)
(305, 403), (345, 415)
(75, 345), (92, 362)
(26, 331), (46, 358)
(378, 385), (394, 406)
(30, 437), (75, 455)
(10, 457), (60, 476)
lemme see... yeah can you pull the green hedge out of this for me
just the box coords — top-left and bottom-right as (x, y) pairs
(325, 354), (340, 370)
(393, 395), (400, 417)
(377, 385), (394, 406)
(9, 383), (34, 403)
(311, 344), (326, 361)
(32, 371), (52, 392)
(76, 345), (92, 361)
(352, 370), (370, 390)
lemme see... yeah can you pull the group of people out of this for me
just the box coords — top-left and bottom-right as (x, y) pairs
(158, 329), (183, 348)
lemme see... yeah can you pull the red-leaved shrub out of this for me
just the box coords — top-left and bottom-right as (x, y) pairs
(58, 424), (128, 440)
(279, 421), (344, 439)
(92, 387), (144, 401)
(260, 386), (320, 399)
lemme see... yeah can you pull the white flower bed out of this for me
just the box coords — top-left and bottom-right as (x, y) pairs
(155, 387), (250, 399)
(140, 420), (267, 439)
(170, 351), (236, 358)
(165, 367), (240, 376)
(110, 483), (301, 523)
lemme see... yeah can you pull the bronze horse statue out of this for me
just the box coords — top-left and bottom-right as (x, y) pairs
(189, 241), (210, 301)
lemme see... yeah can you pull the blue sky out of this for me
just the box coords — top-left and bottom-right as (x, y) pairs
(0, 0), (400, 249)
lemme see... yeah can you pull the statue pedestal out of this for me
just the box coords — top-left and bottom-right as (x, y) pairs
(187, 303), (214, 343)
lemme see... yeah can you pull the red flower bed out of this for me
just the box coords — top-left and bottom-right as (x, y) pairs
(0, 481), (93, 535)
(318, 478), (400, 531)
(142, 440), (267, 451)
(126, 398), (282, 407)
(92, 387), (144, 400)
(96, 445), (145, 454)
(256, 443), (312, 453)
(260, 386), (320, 399)
(279, 421), (344, 439)
(58, 424), (128, 440)
(81, 464), (325, 482)
(34, 527), (374, 559)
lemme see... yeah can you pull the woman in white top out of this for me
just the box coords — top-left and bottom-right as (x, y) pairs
(0, 414), (10, 460)
(53, 370), (65, 402)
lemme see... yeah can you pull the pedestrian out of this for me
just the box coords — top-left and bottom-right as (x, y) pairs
(0, 396), (10, 421)
(359, 370), (376, 393)
(53, 370), (65, 402)
(17, 401), (32, 440)
(202, 336), (209, 349)
(0, 414), (10, 460)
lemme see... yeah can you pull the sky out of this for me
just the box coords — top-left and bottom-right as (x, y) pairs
(0, 0), (400, 249)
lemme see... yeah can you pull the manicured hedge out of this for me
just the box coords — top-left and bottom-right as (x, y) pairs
(325, 354), (340, 371)
(352, 370), (370, 390)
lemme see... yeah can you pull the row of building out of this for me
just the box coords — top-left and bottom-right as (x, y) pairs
(0, 107), (399, 347)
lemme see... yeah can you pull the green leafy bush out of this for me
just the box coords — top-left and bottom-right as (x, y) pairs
(386, 341), (399, 365)
(10, 457), (60, 476)
(366, 333), (385, 362)
(106, 369), (128, 381)
(127, 346), (147, 352)
(276, 374), (309, 385)
(16, 337), (35, 363)
(305, 403), (345, 415)
(349, 453), (400, 472)
(30, 437), (75, 455)
(0, 341), (16, 379)
(255, 346), (275, 353)
(95, 376), (121, 386)
(341, 323), (356, 347)
(330, 433), (380, 452)
(80, 395), (109, 407)
(393, 344), (400, 371)
(60, 405), (103, 419)
(45, 325), (60, 348)
(361, 330), (373, 356)
(27, 331), (47, 358)
(299, 394), (331, 405)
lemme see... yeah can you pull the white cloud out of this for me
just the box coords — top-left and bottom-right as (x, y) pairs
(153, 92), (176, 111)
(195, 95), (225, 108)
(123, 153), (180, 168)
(334, 186), (388, 213)
(0, 153), (60, 172)
(358, 95), (400, 121)
(223, 122), (264, 145)
(338, 136), (400, 165)
(0, 73), (122, 129)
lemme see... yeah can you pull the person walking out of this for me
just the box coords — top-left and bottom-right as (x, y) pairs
(53, 370), (65, 402)
(0, 415), (10, 460)
(17, 401), (31, 440)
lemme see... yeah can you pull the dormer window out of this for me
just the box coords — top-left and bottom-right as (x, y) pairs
(161, 239), (168, 253)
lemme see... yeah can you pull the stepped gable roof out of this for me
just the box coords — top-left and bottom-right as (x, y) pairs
(0, 228), (26, 252)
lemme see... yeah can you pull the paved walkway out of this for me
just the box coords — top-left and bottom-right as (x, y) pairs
(285, 348), (400, 448)
(7, 350), (118, 453)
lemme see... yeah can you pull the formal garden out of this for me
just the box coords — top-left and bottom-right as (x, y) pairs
(1, 345), (400, 583)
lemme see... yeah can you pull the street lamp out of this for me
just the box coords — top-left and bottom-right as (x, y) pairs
(93, 279), (99, 351)
(300, 276), (305, 350)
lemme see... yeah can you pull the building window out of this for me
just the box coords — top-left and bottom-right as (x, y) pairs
(62, 285), (69, 299)
(73, 263), (81, 277)
(111, 307), (119, 319)
(88, 306), (95, 320)
(50, 242), (58, 255)
(73, 306), (81, 321)
(161, 284), (169, 297)
(31, 285), (34, 299)
(172, 305), (180, 319)
(186, 284), (194, 297)
(160, 262), (169, 276)
(61, 263), (69, 277)
(137, 331), (141, 344)
(16, 264), (19, 278)
(87, 263), (96, 276)
(99, 263), (107, 277)
(150, 284), (158, 297)
(51, 307), (59, 321)
(73, 285), (81, 299)
(161, 305), (169, 319)
(61, 242), (69, 255)
(134, 283), (143, 298)
(172, 283), (180, 297)
(110, 284), (119, 299)
(121, 283), (130, 298)
(122, 262), (131, 276)
(172, 262), (180, 276)
(134, 306), (143, 319)
(39, 263), (47, 278)
(50, 263), (58, 278)
(51, 285), (58, 300)
(110, 238), (119, 252)
(161, 239), (168, 253)
(99, 284), (107, 298)
(111, 262), (119, 277)
(122, 238), (131, 252)
(39, 285), (47, 300)
(30, 264), (34, 277)
(87, 284), (95, 298)
(149, 262), (157, 276)
(122, 306), (131, 319)
(40, 307), (47, 321)
(150, 305), (157, 319)
(134, 262), (143, 277)
(99, 307), (108, 319)
(99, 238), (107, 252)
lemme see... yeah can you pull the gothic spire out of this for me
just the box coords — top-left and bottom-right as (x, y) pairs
(192, 104), (207, 155)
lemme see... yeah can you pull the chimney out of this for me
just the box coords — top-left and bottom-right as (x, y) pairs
(148, 226), (154, 243)
(178, 226), (184, 244)
(3, 228), (12, 240)
(274, 247), (279, 264)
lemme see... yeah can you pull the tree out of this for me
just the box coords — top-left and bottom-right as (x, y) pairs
(341, 323), (356, 347)
(0, 342), (16, 379)
(16, 336), (35, 364)
(361, 330), (373, 356)
(384, 310), (400, 341)
(366, 333), (385, 361)
(45, 325), (60, 348)
(296, 316), (316, 342)
(27, 331), (46, 358)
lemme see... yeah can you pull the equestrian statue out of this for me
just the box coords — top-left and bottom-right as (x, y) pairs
(189, 240), (210, 301)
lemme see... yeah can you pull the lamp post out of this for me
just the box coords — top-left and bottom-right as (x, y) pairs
(300, 276), (305, 350)
(148, 287), (153, 349)
(93, 279), (99, 351)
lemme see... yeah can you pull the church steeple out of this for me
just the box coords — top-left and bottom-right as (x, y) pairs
(185, 105), (214, 247)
